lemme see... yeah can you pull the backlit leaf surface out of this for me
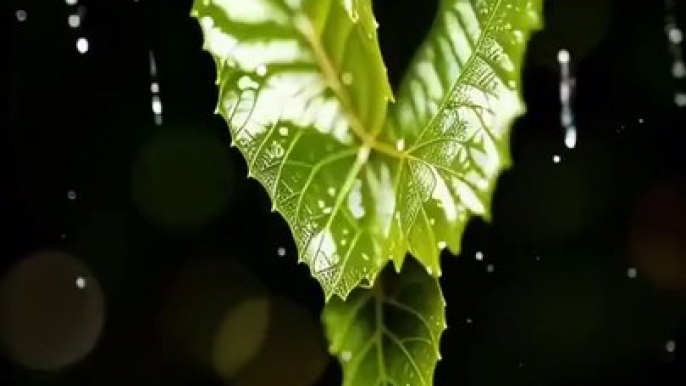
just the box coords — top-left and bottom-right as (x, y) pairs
(323, 260), (445, 386)
(192, 0), (543, 300)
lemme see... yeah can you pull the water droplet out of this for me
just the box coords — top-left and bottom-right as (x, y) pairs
(666, 340), (676, 353)
(486, 264), (494, 273)
(327, 187), (336, 196)
(466, 318), (473, 324)
(668, 27), (683, 43)
(150, 82), (159, 93)
(75, 277), (86, 289)
(673, 61), (686, 78)
(341, 72), (353, 85)
(278, 126), (289, 136)
(676, 93), (686, 107)
(151, 95), (163, 114)
(67, 190), (77, 200)
(76, 37), (89, 54)
(475, 251), (483, 261)
(665, 2), (686, 105)
(256, 64), (267, 77)
(16, 9), (27, 22)
(362, 253), (369, 261)
(437, 241), (447, 249)
(396, 138), (405, 151)
(277, 247), (286, 257)
(238, 75), (259, 90)
(552, 155), (561, 163)
(426, 267), (433, 275)
(558, 48), (577, 149)
(564, 127), (577, 149)
(269, 141), (284, 158)
(317, 200), (325, 209)
(627, 267), (638, 278)
(68, 14), (80, 28)
(65, 0), (78, 5)
(341, 351), (352, 362)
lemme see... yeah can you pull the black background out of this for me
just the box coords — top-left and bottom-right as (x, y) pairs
(3, 0), (686, 385)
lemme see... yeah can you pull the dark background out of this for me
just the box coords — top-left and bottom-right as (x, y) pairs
(3, 0), (686, 385)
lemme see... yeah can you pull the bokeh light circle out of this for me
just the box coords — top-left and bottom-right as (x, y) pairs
(0, 250), (105, 371)
(158, 257), (270, 380)
(233, 296), (329, 386)
(132, 129), (235, 232)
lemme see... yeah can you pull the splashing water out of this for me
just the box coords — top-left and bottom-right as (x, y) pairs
(665, 0), (686, 107)
(557, 49), (577, 148)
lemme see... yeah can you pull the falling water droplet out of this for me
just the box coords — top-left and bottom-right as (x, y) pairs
(65, 0), (78, 5)
(665, 0), (685, 107)
(148, 51), (163, 125)
(75, 277), (86, 289)
(277, 247), (286, 257)
(475, 251), (484, 261)
(16, 10), (27, 22)
(76, 37), (89, 54)
(68, 14), (80, 28)
(676, 93), (686, 107)
(152, 95), (163, 114)
(627, 267), (638, 279)
(557, 48), (577, 149)
(67, 190), (77, 200)
(486, 264), (495, 273)
(552, 154), (561, 164)
(666, 340), (676, 353)
(148, 50), (158, 77)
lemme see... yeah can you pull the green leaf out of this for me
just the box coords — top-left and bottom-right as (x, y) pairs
(192, 0), (543, 299)
(380, 0), (543, 273)
(323, 260), (445, 386)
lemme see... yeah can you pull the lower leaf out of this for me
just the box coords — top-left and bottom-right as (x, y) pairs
(323, 259), (446, 386)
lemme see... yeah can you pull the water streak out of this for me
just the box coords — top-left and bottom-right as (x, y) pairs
(557, 49), (577, 148)
(665, 0), (686, 107)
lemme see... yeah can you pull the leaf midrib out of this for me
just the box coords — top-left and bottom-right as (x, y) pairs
(293, 11), (403, 159)
(289, 0), (509, 297)
(296, 0), (507, 165)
